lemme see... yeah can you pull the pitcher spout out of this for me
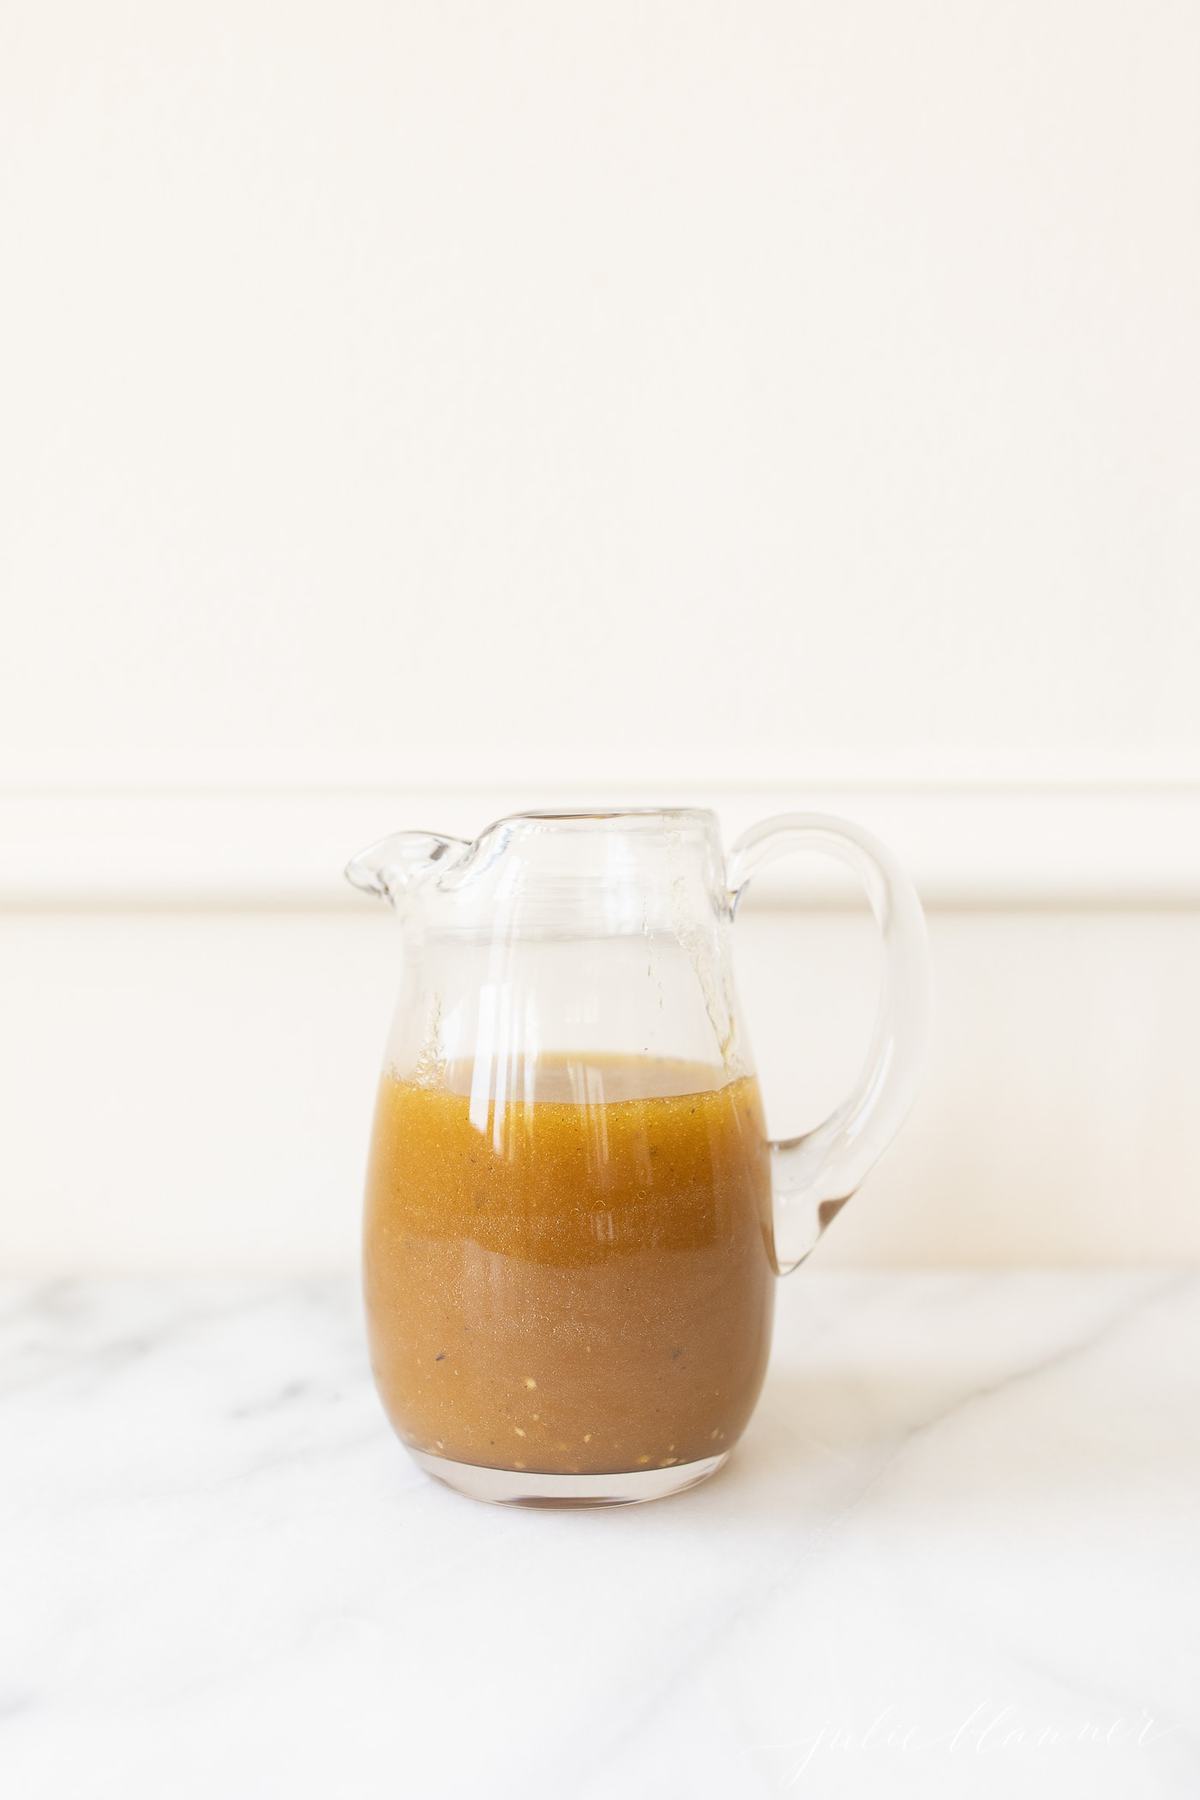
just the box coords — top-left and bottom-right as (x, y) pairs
(344, 830), (469, 903)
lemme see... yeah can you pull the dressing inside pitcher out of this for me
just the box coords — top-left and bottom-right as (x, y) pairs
(347, 807), (928, 1507)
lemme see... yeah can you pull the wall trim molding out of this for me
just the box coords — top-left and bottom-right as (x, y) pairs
(2, 762), (1198, 908)
(6, 746), (1200, 793)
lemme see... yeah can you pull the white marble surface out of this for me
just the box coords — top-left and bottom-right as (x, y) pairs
(3, 1273), (1197, 1799)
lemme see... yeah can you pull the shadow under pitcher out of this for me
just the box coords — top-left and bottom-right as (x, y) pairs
(346, 807), (929, 1507)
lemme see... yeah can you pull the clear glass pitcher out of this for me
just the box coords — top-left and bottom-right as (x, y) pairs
(346, 806), (929, 1507)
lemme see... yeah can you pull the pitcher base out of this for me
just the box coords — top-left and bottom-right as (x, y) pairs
(409, 1448), (730, 1508)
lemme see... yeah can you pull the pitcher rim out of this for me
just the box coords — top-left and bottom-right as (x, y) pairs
(495, 806), (717, 827)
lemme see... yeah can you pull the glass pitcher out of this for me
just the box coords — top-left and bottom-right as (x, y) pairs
(346, 807), (928, 1507)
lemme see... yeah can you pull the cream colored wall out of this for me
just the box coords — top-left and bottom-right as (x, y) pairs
(2, 899), (1197, 1273)
(3, 0), (1198, 777)
(2, 1), (1198, 1269)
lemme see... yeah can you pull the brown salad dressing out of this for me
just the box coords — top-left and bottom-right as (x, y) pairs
(364, 1056), (775, 1475)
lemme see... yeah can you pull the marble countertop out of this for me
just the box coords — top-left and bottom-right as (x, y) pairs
(3, 1272), (1197, 1799)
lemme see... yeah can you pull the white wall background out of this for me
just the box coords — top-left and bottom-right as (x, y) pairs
(2, 1), (1198, 1268)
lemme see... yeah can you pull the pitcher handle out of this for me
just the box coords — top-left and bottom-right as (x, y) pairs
(727, 813), (930, 1273)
